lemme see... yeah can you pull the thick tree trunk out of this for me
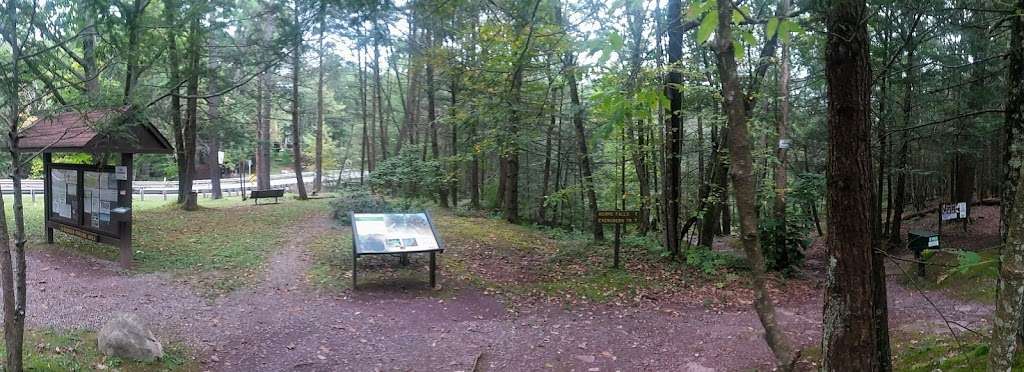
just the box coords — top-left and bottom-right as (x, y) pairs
(501, 0), (541, 223)
(182, 17), (201, 211)
(663, 0), (684, 256)
(256, 8), (274, 191)
(82, 2), (99, 99)
(291, 3), (308, 200)
(122, 0), (144, 103)
(821, 0), (887, 369)
(990, 1), (1024, 369)
(714, 0), (796, 369)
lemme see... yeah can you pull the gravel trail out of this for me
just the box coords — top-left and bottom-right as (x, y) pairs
(21, 214), (992, 371)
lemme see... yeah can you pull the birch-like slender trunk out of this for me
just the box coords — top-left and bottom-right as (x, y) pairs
(1, 2), (27, 369)
(714, 0), (795, 368)
(291, 1), (308, 200)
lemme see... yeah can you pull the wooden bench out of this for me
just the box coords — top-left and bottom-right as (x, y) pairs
(250, 189), (285, 205)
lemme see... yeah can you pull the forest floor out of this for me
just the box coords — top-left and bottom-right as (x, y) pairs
(5, 198), (1007, 371)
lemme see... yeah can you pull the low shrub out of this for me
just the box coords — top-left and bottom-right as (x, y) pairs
(330, 187), (433, 224)
(330, 188), (391, 224)
(685, 246), (747, 275)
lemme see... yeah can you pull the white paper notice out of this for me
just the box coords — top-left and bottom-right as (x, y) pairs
(100, 189), (118, 202)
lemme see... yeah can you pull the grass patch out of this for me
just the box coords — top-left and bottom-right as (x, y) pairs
(307, 227), (353, 291)
(6, 195), (332, 295)
(0, 328), (198, 372)
(434, 212), (698, 304)
(895, 249), (998, 304)
(892, 334), (1024, 371)
(796, 334), (1024, 371)
(537, 268), (647, 303)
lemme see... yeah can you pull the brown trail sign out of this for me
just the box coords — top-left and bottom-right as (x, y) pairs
(597, 210), (641, 268)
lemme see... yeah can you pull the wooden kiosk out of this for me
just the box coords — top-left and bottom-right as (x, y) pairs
(14, 109), (174, 267)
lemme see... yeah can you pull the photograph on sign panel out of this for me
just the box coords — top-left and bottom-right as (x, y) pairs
(353, 213), (440, 254)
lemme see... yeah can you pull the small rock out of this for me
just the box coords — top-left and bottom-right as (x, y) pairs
(575, 355), (596, 363)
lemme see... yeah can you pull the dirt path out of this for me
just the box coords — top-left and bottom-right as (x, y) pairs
(21, 214), (993, 371)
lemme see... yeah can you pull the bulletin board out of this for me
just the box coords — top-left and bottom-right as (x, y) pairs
(48, 163), (130, 240)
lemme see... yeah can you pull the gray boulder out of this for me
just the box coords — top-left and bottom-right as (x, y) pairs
(97, 313), (163, 361)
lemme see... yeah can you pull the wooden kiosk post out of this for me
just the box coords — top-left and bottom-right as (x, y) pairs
(14, 108), (173, 268)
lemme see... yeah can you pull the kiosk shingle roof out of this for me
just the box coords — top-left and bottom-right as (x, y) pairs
(15, 108), (173, 154)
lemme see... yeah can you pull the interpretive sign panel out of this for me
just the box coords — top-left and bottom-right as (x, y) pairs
(350, 212), (444, 289)
(351, 213), (443, 254)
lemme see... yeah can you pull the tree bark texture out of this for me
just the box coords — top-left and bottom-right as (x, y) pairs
(821, 0), (886, 369)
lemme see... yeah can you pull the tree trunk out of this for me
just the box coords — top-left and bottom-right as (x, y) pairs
(889, 32), (916, 246)
(772, 0), (791, 267)
(821, 0), (886, 369)
(663, 0), (684, 256)
(164, 0), (187, 203)
(501, 0), (541, 223)
(373, 24), (388, 161)
(990, 1), (1024, 369)
(450, 69), (459, 208)
(358, 45), (369, 184)
(182, 16), (201, 211)
(206, 68), (223, 200)
(291, 2), (308, 200)
(122, 0), (144, 103)
(256, 7), (274, 191)
(82, 2), (99, 99)
(470, 116), (481, 208)
(563, 52), (603, 240)
(1, 2), (27, 368)
(714, 0), (795, 368)
(313, 0), (326, 194)
(539, 95), (556, 223)
(626, 0), (650, 234)
(426, 30), (448, 208)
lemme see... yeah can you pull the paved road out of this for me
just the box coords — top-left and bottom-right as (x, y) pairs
(0, 170), (360, 197)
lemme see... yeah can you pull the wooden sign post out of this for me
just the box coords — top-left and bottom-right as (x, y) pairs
(597, 210), (641, 269)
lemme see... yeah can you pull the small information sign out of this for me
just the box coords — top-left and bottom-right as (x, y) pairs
(114, 166), (128, 181)
(940, 202), (968, 221)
